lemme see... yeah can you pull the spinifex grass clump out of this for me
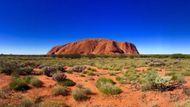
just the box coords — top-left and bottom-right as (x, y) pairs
(116, 76), (129, 84)
(72, 84), (92, 101)
(52, 86), (68, 96)
(19, 97), (34, 107)
(96, 77), (122, 95)
(115, 67), (140, 84)
(124, 67), (139, 83)
(30, 77), (43, 88)
(9, 77), (30, 91)
(58, 79), (76, 86)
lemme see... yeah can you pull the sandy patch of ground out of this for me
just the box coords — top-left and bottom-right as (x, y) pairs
(0, 67), (190, 107)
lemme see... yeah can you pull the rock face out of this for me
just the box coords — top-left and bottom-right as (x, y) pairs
(48, 38), (139, 55)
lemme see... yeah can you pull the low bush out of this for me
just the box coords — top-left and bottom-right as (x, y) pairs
(182, 70), (190, 76)
(0, 61), (18, 75)
(140, 71), (177, 91)
(39, 101), (69, 107)
(183, 87), (190, 96)
(32, 68), (43, 75)
(72, 85), (91, 101)
(52, 86), (68, 96)
(20, 97), (34, 107)
(54, 64), (66, 72)
(30, 77), (43, 88)
(52, 72), (67, 81)
(58, 79), (76, 86)
(42, 66), (57, 77)
(85, 70), (96, 76)
(149, 61), (166, 67)
(71, 65), (86, 72)
(66, 69), (73, 74)
(19, 62), (39, 68)
(96, 77), (122, 95)
(9, 77), (30, 91)
(0, 88), (9, 99)
(177, 100), (190, 107)
(166, 71), (185, 83)
(76, 84), (92, 94)
(42, 65), (65, 77)
(17, 66), (33, 75)
(87, 67), (97, 72)
(33, 96), (44, 104)
(23, 76), (34, 84)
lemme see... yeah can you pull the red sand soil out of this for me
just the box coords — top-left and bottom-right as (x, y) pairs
(0, 67), (190, 107)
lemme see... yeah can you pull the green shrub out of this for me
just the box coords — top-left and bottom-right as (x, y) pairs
(16, 67), (33, 75)
(96, 77), (115, 84)
(96, 78), (122, 95)
(9, 77), (30, 91)
(182, 70), (190, 76)
(52, 72), (67, 81)
(30, 77), (43, 88)
(141, 71), (175, 91)
(166, 71), (185, 83)
(22, 61), (39, 67)
(153, 76), (172, 90)
(124, 68), (139, 83)
(52, 86), (68, 96)
(0, 61), (18, 75)
(58, 79), (76, 86)
(116, 76), (129, 84)
(23, 76), (34, 84)
(72, 85), (91, 101)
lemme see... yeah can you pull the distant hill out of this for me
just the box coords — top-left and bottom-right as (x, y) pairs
(48, 38), (139, 55)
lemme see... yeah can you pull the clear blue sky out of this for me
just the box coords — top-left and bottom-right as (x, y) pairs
(0, 0), (190, 54)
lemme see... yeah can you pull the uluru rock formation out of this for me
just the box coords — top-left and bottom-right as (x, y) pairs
(48, 38), (139, 55)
